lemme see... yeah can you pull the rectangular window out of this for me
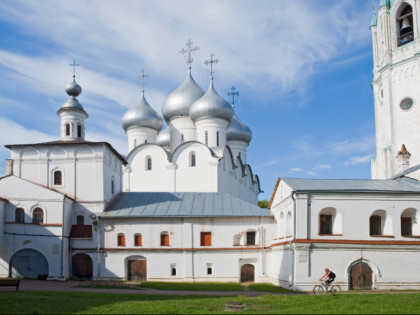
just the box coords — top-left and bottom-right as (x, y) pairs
(161, 233), (170, 246)
(118, 234), (126, 246)
(171, 264), (176, 276)
(200, 232), (212, 246)
(205, 131), (208, 146)
(370, 216), (382, 236)
(401, 217), (412, 236)
(216, 131), (219, 146)
(246, 231), (256, 245)
(77, 215), (84, 225)
(320, 215), (332, 235)
(207, 263), (213, 275)
(15, 208), (24, 223)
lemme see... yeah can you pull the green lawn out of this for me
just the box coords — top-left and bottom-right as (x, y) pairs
(0, 291), (419, 314)
(138, 281), (244, 291)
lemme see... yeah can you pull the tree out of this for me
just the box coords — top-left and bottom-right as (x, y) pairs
(258, 200), (269, 208)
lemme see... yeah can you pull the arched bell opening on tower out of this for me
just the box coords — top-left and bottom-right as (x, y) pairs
(397, 4), (414, 47)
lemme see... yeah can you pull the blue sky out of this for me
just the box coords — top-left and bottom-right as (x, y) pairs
(0, 0), (377, 200)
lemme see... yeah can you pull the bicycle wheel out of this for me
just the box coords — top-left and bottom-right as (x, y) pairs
(330, 285), (341, 295)
(313, 285), (324, 295)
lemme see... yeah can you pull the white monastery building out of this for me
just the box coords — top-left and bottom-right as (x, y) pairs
(1, 0), (420, 291)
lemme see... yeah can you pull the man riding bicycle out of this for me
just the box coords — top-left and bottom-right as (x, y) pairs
(319, 268), (336, 287)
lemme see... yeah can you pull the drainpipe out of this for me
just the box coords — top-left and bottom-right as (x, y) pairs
(60, 196), (65, 278)
(91, 214), (101, 278)
(290, 192), (296, 289)
(191, 221), (195, 281)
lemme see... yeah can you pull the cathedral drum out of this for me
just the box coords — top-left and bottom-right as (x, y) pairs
(9, 249), (49, 279)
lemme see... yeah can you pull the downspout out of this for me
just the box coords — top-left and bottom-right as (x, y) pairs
(260, 220), (266, 276)
(60, 196), (66, 278)
(191, 221), (195, 281)
(290, 192), (296, 288)
(96, 216), (101, 278)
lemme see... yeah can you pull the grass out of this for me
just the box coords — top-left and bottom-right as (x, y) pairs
(0, 291), (420, 314)
(248, 283), (292, 293)
(138, 281), (244, 291)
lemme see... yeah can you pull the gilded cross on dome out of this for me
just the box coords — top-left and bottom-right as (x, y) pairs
(138, 69), (149, 94)
(180, 39), (200, 68)
(204, 53), (219, 79)
(69, 59), (79, 81)
(227, 86), (239, 108)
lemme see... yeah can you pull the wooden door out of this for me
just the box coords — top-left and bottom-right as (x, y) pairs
(240, 264), (255, 282)
(350, 262), (372, 290)
(72, 253), (93, 279)
(128, 260), (147, 281)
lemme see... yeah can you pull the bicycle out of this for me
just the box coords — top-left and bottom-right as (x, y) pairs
(313, 281), (341, 295)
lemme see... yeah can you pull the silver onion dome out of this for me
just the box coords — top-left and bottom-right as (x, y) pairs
(121, 93), (163, 132)
(156, 126), (171, 148)
(162, 69), (204, 122)
(190, 81), (234, 123)
(227, 113), (252, 144)
(58, 80), (87, 116)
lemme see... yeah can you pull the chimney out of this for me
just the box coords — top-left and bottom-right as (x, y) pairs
(396, 144), (411, 173)
(5, 160), (13, 176)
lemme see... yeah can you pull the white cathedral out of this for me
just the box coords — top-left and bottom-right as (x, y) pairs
(0, 0), (420, 291)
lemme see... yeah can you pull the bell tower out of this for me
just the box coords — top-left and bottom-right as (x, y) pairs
(371, 0), (420, 179)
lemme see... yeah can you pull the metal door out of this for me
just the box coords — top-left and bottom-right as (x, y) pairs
(72, 253), (93, 279)
(128, 260), (147, 281)
(9, 249), (48, 279)
(240, 264), (255, 282)
(350, 262), (373, 290)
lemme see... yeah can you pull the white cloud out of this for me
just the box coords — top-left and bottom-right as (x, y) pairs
(289, 168), (304, 173)
(344, 154), (373, 166)
(315, 164), (331, 170)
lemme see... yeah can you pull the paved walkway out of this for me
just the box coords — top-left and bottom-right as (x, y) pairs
(18, 280), (292, 296)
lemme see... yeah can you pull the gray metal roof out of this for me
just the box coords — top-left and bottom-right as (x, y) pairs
(281, 177), (420, 193)
(102, 192), (272, 218)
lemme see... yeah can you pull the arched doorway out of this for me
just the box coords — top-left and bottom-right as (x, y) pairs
(127, 257), (147, 281)
(72, 253), (93, 279)
(240, 264), (255, 282)
(10, 249), (48, 279)
(350, 262), (373, 290)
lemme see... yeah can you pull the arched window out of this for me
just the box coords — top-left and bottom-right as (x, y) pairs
(205, 131), (208, 146)
(77, 215), (84, 225)
(216, 131), (220, 146)
(286, 211), (292, 236)
(319, 208), (341, 235)
(146, 156), (152, 171)
(65, 123), (71, 136)
(181, 134), (184, 143)
(401, 208), (418, 236)
(144, 139), (148, 144)
(134, 139), (137, 148)
(77, 125), (82, 138)
(111, 176), (115, 194)
(160, 231), (170, 246)
(190, 152), (196, 167)
(134, 234), (142, 246)
(370, 216), (381, 236)
(278, 212), (285, 238)
(32, 208), (44, 224)
(15, 208), (24, 223)
(397, 4), (414, 46)
(118, 233), (126, 247)
(53, 170), (62, 186)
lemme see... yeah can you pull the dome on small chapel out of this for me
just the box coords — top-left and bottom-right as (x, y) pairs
(162, 69), (204, 122)
(227, 113), (252, 144)
(121, 93), (163, 132)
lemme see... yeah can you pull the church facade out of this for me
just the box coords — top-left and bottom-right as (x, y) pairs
(0, 0), (419, 291)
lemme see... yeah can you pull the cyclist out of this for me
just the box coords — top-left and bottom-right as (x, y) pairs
(319, 268), (335, 288)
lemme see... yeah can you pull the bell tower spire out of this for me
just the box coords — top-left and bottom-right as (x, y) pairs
(57, 59), (88, 141)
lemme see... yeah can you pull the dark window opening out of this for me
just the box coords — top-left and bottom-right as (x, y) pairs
(205, 131), (208, 146)
(397, 5), (414, 46)
(207, 267), (212, 275)
(216, 131), (219, 146)
(65, 124), (70, 136)
(77, 125), (82, 138)
(54, 171), (62, 185)
(111, 177), (114, 194)
(191, 153), (196, 167)
(15, 208), (24, 223)
(32, 208), (44, 224)
(146, 157), (152, 171)
(320, 215), (332, 235)
(77, 215), (84, 225)
(370, 216), (382, 236)
(171, 268), (176, 276)
(246, 231), (256, 245)
(401, 217), (412, 236)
